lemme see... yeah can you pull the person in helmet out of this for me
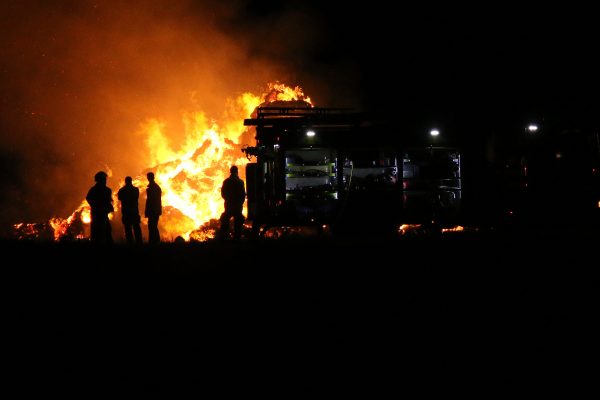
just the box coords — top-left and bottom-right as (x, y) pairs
(86, 171), (114, 244)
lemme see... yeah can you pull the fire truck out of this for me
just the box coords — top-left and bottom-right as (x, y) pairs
(242, 104), (462, 236)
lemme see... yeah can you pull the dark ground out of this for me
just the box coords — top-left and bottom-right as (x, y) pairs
(3, 229), (599, 395)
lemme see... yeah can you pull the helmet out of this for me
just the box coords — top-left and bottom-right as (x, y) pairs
(230, 166), (238, 174)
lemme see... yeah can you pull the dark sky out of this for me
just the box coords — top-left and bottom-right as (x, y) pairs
(219, 1), (599, 120)
(1, 0), (598, 232)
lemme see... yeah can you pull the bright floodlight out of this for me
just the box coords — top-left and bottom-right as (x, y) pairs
(527, 124), (538, 132)
(430, 129), (440, 137)
(306, 130), (316, 137)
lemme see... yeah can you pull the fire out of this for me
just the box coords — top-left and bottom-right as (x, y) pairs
(143, 82), (311, 241)
(441, 225), (465, 233)
(17, 82), (312, 242)
(49, 201), (90, 241)
(398, 224), (422, 235)
(263, 82), (312, 104)
(398, 224), (470, 236)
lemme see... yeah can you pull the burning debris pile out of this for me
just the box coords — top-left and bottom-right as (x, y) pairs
(13, 82), (313, 242)
(12, 223), (54, 241)
(13, 201), (90, 241)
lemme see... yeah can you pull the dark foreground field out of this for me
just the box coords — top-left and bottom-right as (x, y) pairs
(3, 229), (599, 395)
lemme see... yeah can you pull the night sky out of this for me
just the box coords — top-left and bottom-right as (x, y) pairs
(1, 0), (598, 233)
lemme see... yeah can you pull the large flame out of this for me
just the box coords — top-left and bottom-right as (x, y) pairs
(15, 83), (312, 242)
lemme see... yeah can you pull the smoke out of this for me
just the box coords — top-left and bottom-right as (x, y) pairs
(0, 0), (354, 234)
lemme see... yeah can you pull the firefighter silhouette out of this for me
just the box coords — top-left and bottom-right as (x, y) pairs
(117, 176), (143, 245)
(145, 172), (162, 244)
(86, 171), (114, 244)
(219, 165), (246, 240)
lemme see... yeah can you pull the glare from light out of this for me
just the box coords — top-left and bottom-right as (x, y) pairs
(430, 129), (440, 137)
(306, 130), (316, 137)
(527, 124), (538, 132)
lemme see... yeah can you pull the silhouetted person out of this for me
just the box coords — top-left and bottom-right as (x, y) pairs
(219, 165), (246, 240)
(86, 171), (114, 244)
(145, 172), (162, 244)
(117, 176), (143, 245)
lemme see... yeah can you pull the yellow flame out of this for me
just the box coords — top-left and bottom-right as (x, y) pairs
(138, 82), (313, 241)
(81, 207), (91, 224)
(37, 82), (313, 242)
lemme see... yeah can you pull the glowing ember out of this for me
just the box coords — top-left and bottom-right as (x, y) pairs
(261, 225), (330, 239)
(441, 225), (465, 233)
(398, 224), (472, 236)
(398, 224), (422, 235)
(16, 82), (313, 242)
(12, 222), (54, 241)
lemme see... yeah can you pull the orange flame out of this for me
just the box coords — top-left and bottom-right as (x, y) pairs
(49, 201), (90, 241)
(30, 82), (313, 242)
